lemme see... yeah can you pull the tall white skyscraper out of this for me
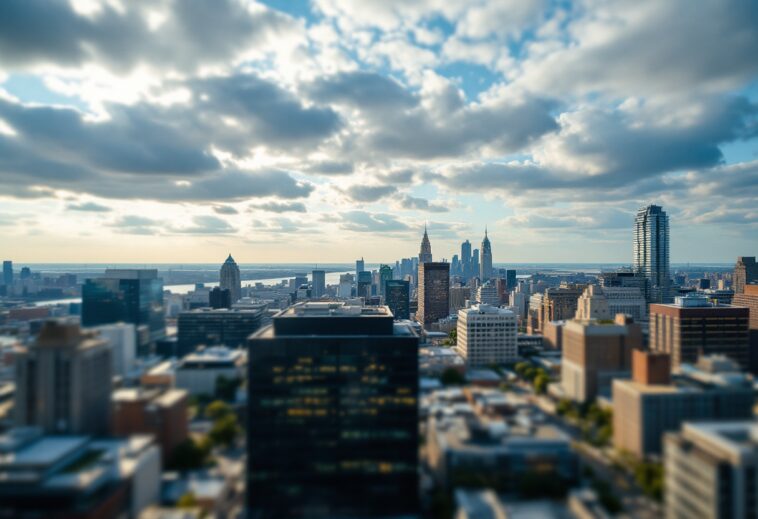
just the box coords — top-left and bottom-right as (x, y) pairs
(220, 254), (241, 303)
(633, 205), (670, 303)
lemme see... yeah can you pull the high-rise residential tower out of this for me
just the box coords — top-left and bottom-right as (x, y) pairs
(220, 254), (242, 303)
(733, 256), (757, 294)
(247, 303), (419, 517)
(480, 228), (492, 281)
(633, 204), (671, 303)
(419, 226), (432, 263)
(14, 321), (112, 435)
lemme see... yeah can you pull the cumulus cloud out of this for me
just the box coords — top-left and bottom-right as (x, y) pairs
(338, 211), (410, 232)
(514, 0), (758, 97)
(399, 195), (449, 213)
(343, 184), (397, 202)
(213, 205), (238, 215)
(253, 201), (308, 213)
(171, 215), (236, 235)
(66, 201), (111, 212)
(308, 71), (559, 159)
(0, 0), (302, 73)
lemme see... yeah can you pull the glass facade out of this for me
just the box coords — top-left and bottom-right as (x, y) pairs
(178, 309), (263, 356)
(247, 305), (419, 518)
(385, 279), (410, 320)
(82, 270), (165, 343)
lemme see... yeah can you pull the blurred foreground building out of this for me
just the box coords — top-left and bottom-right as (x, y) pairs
(247, 302), (419, 518)
(14, 321), (112, 436)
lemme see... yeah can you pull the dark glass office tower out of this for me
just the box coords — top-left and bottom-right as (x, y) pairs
(356, 270), (372, 299)
(82, 269), (165, 344)
(506, 269), (517, 291)
(385, 279), (410, 320)
(247, 302), (419, 518)
(418, 262), (450, 329)
(178, 308), (263, 356)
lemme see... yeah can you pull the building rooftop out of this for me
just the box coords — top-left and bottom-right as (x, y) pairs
(460, 304), (515, 316)
(678, 421), (758, 464)
(181, 346), (244, 364)
(280, 302), (391, 318)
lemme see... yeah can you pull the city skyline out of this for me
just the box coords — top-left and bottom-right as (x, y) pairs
(1, 1), (757, 263)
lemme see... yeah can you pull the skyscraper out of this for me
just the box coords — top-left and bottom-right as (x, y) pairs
(418, 262), (450, 329)
(461, 240), (471, 276)
(220, 254), (242, 303)
(82, 269), (165, 343)
(247, 302), (419, 517)
(633, 204), (671, 303)
(733, 256), (758, 294)
(505, 269), (517, 291)
(311, 269), (326, 298)
(209, 286), (232, 309)
(472, 249), (479, 279)
(2, 260), (11, 286)
(419, 225), (432, 263)
(14, 321), (112, 435)
(480, 228), (492, 281)
(356, 270), (372, 299)
(385, 279), (410, 320)
(356, 257), (365, 276)
(378, 264), (393, 296)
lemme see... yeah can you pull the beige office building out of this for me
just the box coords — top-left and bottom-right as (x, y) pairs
(559, 314), (640, 403)
(665, 421), (758, 519)
(14, 320), (112, 435)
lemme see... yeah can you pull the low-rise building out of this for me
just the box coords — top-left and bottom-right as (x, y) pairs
(426, 407), (577, 491)
(113, 387), (188, 462)
(175, 347), (244, 396)
(0, 427), (160, 518)
(613, 354), (754, 457)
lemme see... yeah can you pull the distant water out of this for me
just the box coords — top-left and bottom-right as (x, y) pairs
(24, 261), (734, 307)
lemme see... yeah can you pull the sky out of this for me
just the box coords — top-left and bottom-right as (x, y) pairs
(0, 0), (756, 264)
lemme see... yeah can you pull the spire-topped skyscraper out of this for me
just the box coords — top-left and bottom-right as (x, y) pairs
(220, 253), (242, 303)
(480, 227), (492, 281)
(419, 225), (432, 263)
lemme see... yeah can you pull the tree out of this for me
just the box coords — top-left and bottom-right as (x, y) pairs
(205, 400), (233, 421)
(209, 414), (240, 447)
(533, 373), (549, 394)
(442, 328), (458, 347)
(177, 492), (197, 508)
(168, 437), (212, 471)
(440, 367), (465, 386)
(215, 375), (241, 401)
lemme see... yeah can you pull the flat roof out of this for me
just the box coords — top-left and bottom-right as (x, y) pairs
(0, 436), (89, 468)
